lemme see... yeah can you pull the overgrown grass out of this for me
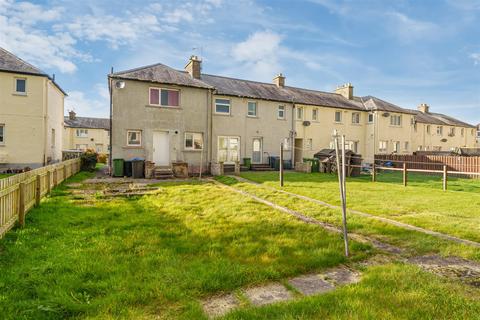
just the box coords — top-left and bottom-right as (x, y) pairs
(239, 171), (480, 243)
(0, 174), (370, 319)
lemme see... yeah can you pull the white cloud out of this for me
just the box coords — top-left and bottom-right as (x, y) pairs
(66, 84), (109, 118)
(386, 12), (439, 42)
(471, 53), (480, 65)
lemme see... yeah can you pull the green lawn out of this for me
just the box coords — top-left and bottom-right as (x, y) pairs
(0, 173), (14, 179)
(1, 172), (480, 319)
(239, 171), (480, 244)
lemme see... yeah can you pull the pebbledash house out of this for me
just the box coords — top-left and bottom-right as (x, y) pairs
(108, 56), (477, 176)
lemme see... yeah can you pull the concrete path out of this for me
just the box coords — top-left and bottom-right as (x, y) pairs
(231, 175), (480, 248)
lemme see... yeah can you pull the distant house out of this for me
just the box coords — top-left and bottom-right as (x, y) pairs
(476, 124), (480, 147)
(0, 47), (66, 169)
(63, 111), (110, 154)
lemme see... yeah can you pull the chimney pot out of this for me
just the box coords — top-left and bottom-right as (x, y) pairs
(273, 73), (285, 88)
(185, 56), (202, 79)
(418, 103), (430, 113)
(69, 110), (76, 120)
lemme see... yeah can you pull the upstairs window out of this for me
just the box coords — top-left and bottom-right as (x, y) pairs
(461, 128), (464, 137)
(368, 113), (374, 123)
(15, 78), (26, 94)
(149, 88), (179, 107)
(352, 112), (360, 124)
(185, 132), (203, 150)
(390, 114), (402, 126)
(215, 99), (231, 114)
(76, 129), (88, 137)
(426, 125), (431, 134)
(449, 127), (455, 136)
(296, 107), (303, 120)
(247, 102), (257, 117)
(127, 130), (142, 146)
(437, 126), (443, 135)
(277, 106), (285, 119)
(312, 108), (318, 121)
(334, 111), (342, 123)
(0, 124), (4, 144)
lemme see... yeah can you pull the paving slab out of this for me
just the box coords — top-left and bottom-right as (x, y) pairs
(202, 293), (239, 319)
(322, 267), (361, 286)
(243, 283), (293, 306)
(288, 274), (334, 296)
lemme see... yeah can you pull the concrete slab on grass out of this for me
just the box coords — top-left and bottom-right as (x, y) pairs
(322, 267), (361, 286)
(243, 283), (293, 306)
(288, 274), (334, 296)
(202, 293), (239, 319)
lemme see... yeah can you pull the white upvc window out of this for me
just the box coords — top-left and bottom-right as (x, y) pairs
(296, 107), (303, 120)
(390, 114), (402, 126)
(0, 124), (4, 144)
(305, 138), (313, 150)
(437, 126), (443, 135)
(417, 145), (423, 151)
(368, 113), (374, 123)
(15, 78), (26, 94)
(283, 138), (290, 150)
(449, 127), (455, 136)
(352, 112), (360, 124)
(185, 132), (203, 150)
(378, 140), (388, 153)
(426, 125), (431, 134)
(76, 129), (88, 137)
(51, 129), (55, 147)
(127, 130), (142, 146)
(334, 111), (342, 123)
(277, 105), (285, 119)
(461, 128), (465, 137)
(404, 141), (409, 151)
(345, 140), (358, 153)
(393, 141), (400, 153)
(215, 98), (231, 114)
(247, 101), (257, 117)
(149, 87), (180, 107)
(312, 108), (318, 121)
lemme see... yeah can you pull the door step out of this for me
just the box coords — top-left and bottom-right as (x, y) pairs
(154, 167), (174, 179)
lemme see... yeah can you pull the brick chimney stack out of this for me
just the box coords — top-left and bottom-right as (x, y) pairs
(69, 110), (76, 120)
(335, 83), (354, 100)
(185, 55), (202, 79)
(418, 103), (430, 113)
(273, 73), (285, 88)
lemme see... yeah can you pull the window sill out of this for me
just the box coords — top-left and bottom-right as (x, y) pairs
(351, 123), (361, 126)
(123, 146), (143, 149)
(277, 118), (287, 121)
(247, 115), (258, 119)
(12, 92), (27, 96)
(334, 121), (343, 124)
(214, 113), (232, 117)
(389, 125), (403, 128)
(183, 149), (203, 152)
(146, 105), (182, 110)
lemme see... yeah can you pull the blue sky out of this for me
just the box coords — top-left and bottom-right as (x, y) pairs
(1, 0), (479, 124)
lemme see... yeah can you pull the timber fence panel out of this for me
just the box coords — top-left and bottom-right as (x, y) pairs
(0, 158), (81, 238)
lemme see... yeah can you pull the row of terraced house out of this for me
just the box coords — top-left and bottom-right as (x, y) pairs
(109, 56), (477, 174)
(0, 47), (477, 171)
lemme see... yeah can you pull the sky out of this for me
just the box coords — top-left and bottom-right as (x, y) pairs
(1, 0), (479, 124)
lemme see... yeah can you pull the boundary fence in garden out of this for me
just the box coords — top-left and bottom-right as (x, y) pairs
(0, 158), (81, 238)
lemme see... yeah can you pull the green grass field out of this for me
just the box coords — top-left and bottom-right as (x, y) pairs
(1, 172), (480, 319)
(0, 173), (14, 179)
(239, 171), (480, 243)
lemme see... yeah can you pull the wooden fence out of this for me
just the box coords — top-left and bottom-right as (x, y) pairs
(375, 154), (480, 178)
(0, 158), (81, 238)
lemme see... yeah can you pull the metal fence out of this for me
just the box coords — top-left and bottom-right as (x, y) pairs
(0, 158), (81, 238)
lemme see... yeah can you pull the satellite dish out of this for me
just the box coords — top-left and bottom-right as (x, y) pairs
(115, 81), (125, 89)
(441, 138), (447, 142)
(303, 121), (311, 126)
(382, 112), (390, 117)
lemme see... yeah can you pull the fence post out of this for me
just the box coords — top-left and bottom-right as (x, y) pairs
(443, 165), (448, 191)
(46, 170), (52, 194)
(372, 163), (376, 182)
(19, 182), (26, 227)
(63, 165), (67, 182)
(53, 168), (58, 186)
(403, 162), (407, 187)
(35, 175), (41, 206)
(279, 143), (284, 187)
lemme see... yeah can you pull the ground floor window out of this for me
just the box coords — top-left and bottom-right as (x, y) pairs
(0, 124), (4, 144)
(76, 144), (88, 150)
(378, 141), (388, 153)
(218, 136), (240, 163)
(393, 141), (400, 153)
(127, 130), (142, 146)
(345, 140), (358, 153)
(185, 132), (203, 150)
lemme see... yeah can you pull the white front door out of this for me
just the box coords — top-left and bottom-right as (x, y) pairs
(218, 136), (240, 164)
(252, 138), (262, 163)
(153, 131), (170, 166)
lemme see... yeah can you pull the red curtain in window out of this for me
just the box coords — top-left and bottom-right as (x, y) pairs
(150, 88), (159, 105)
(168, 90), (179, 106)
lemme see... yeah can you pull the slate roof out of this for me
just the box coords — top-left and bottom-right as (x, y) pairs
(0, 47), (67, 95)
(111, 63), (213, 89)
(64, 116), (110, 130)
(412, 110), (476, 128)
(111, 61), (474, 126)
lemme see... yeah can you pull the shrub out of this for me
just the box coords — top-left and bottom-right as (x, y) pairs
(97, 153), (107, 164)
(81, 149), (98, 172)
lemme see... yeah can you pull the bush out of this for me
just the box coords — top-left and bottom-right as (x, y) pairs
(97, 153), (107, 164)
(81, 149), (98, 172)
